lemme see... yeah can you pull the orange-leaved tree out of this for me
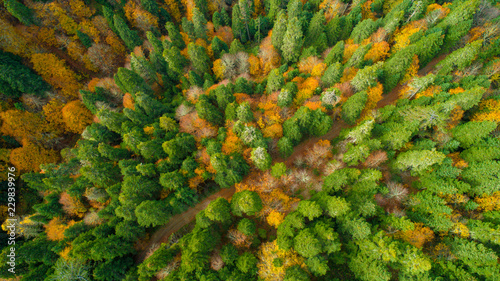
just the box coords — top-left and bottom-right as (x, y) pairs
(124, 0), (159, 32)
(396, 222), (435, 248)
(391, 20), (425, 53)
(69, 0), (95, 19)
(0, 18), (30, 56)
(360, 82), (383, 120)
(258, 100), (283, 138)
(298, 56), (322, 74)
(61, 100), (94, 134)
(295, 77), (319, 105)
(46, 2), (79, 35)
(320, 0), (347, 21)
(222, 127), (245, 154)
(181, 0), (195, 20)
(472, 99), (500, 122)
(401, 55), (419, 84)
(311, 63), (327, 77)
(79, 19), (101, 43)
(123, 93), (135, 109)
(9, 139), (60, 172)
(364, 41), (390, 62)
(259, 33), (281, 75)
(164, 0), (182, 22)
(59, 192), (87, 218)
(475, 191), (500, 212)
(248, 54), (262, 77)
(361, 0), (376, 20)
(45, 217), (75, 241)
(213, 59), (225, 80)
(266, 210), (285, 228)
(43, 99), (67, 134)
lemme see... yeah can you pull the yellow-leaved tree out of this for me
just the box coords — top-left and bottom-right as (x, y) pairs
(31, 53), (82, 98)
(9, 139), (60, 173)
(266, 210), (285, 228)
(61, 100), (94, 134)
(257, 240), (305, 281)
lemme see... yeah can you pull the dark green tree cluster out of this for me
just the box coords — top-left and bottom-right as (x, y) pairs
(0, 51), (49, 98)
(280, 106), (333, 157)
(13, 59), (203, 278)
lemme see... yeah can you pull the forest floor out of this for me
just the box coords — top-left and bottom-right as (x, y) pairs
(135, 54), (448, 264)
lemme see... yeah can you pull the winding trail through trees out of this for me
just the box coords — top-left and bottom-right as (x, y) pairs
(135, 187), (235, 262)
(136, 54), (447, 263)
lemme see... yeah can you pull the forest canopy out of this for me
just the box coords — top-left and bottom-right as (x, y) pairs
(1, 0), (500, 280)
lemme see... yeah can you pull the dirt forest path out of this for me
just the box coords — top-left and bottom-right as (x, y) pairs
(136, 54), (447, 264)
(135, 186), (235, 262)
(283, 53), (448, 165)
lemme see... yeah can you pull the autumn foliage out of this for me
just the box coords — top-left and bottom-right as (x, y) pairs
(257, 241), (304, 281)
(31, 53), (82, 98)
(62, 100), (94, 134)
(2, 1), (500, 280)
(43, 100), (67, 134)
(473, 99), (500, 122)
(360, 83), (383, 119)
(45, 217), (75, 241)
(9, 139), (60, 172)
(259, 34), (281, 75)
(222, 126), (245, 154)
(364, 41), (390, 62)
(475, 192), (500, 212)
(59, 192), (87, 218)
(266, 210), (285, 228)
(396, 223), (435, 248)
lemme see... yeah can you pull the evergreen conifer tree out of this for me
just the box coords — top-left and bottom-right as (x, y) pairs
(166, 22), (186, 49)
(282, 17), (304, 63)
(4, 0), (35, 25)
(272, 11), (287, 52)
(181, 17), (196, 40)
(192, 7), (208, 39)
(188, 43), (211, 75)
(113, 15), (143, 51)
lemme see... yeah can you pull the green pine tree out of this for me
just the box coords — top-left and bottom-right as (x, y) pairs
(113, 15), (143, 51)
(187, 43), (211, 75)
(282, 17), (304, 63)
(272, 11), (287, 52)
(114, 67), (153, 96)
(166, 22), (186, 49)
(305, 11), (326, 48)
(4, 0), (35, 25)
(192, 7), (208, 39)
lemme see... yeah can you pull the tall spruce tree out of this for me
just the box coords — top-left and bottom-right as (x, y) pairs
(192, 7), (208, 39)
(305, 10), (326, 48)
(114, 68), (153, 96)
(272, 11), (287, 52)
(188, 43), (211, 75)
(4, 0), (35, 26)
(113, 15), (143, 51)
(163, 46), (187, 76)
(232, 4), (245, 42)
(165, 22), (186, 49)
(282, 17), (304, 63)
